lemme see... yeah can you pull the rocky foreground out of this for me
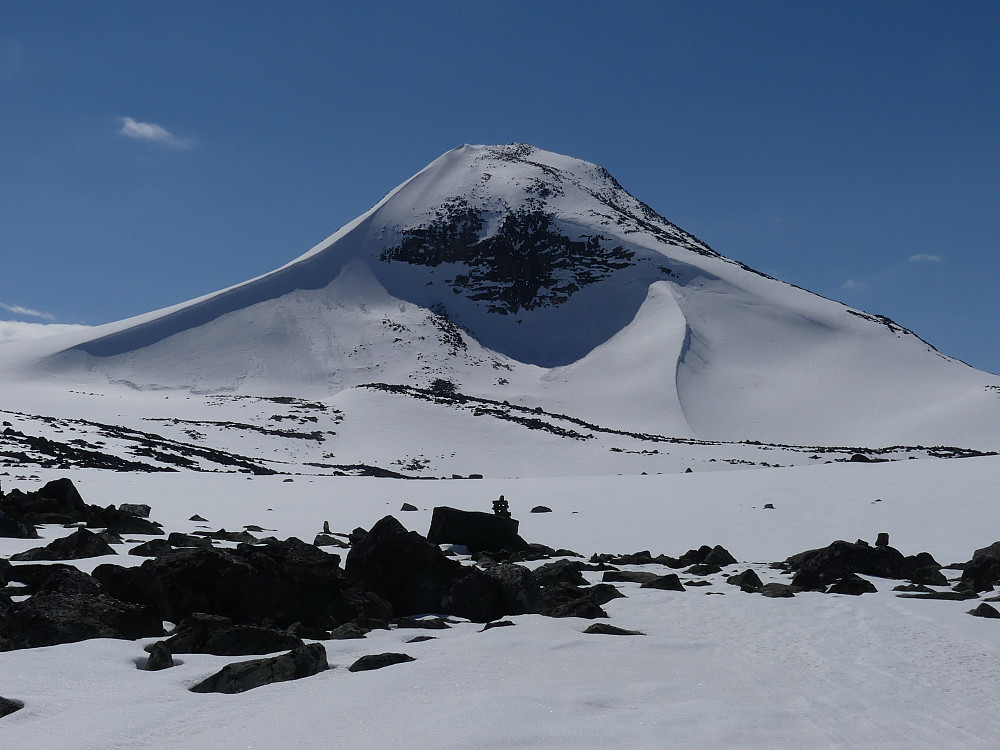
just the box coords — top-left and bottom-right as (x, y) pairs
(2, 478), (1000, 711)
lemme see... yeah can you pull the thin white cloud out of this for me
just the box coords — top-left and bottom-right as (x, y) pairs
(0, 302), (56, 320)
(841, 279), (867, 292)
(119, 117), (193, 149)
(0, 320), (91, 344)
(908, 254), (942, 263)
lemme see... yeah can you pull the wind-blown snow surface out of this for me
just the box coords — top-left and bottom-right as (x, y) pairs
(1, 143), (998, 463)
(3, 458), (1000, 748)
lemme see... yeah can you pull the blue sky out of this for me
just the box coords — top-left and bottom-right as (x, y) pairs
(2, 1), (998, 371)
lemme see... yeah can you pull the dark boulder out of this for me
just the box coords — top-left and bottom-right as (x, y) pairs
(0, 509), (38, 539)
(481, 620), (515, 632)
(328, 622), (368, 640)
(0, 697), (24, 718)
(586, 583), (626, 605)
(441, 568), (504, 623)
(761, 583), (796, 598)
(190, 643), (329, 694)
(727, 569), (764, 592)
(95, 542), (390, 628)
(686, 564), (722, 576)
(827, 574), (878, 595)
(129, 539), (176, 557)
(958, 541), (1000, 592)
(545, 597), (607, 619)
(119, 503), (152, 518)
(166, 532), (213, 549)
(530, 506), (552, 513)
(314, 533), (349, 548)
(164, 612), (304, 656)
(602, 570), (660, 585)
(783, 540), (922, 589)
(87, 505), (164, 536)
(968, 602), (1000, 619)
(583, 623), (644, 636)
(144, 641), (174, 671)
(346, 515), (463, 616)
(427, 506), (528, 554)
(533, 559), (589, 588)
(6, 568), (162, 649)
(10, 527), (117, 561)
(480, 563), (543, 615)
(348, 652), (415, 672)
(640, 574), (686, 591)
(400, 503), (418, 512)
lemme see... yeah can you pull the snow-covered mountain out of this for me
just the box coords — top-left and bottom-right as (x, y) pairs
(2, 143), (999, 475)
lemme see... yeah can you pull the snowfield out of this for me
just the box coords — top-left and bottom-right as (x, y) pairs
(3, 457), (1000, 749)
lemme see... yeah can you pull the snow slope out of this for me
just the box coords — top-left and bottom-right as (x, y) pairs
(1, 143), (998, 474)
(3, 459), (1000, 748)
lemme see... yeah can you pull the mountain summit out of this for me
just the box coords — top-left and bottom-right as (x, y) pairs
(8, 143), (1000, 455)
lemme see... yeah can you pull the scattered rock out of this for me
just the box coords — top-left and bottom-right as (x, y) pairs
(586, 583), (626, 604)
(875, 532), (890, 547)
(760, 583), (795, 598)
(11, 527), (117, 561)
(328, 622), (368, 640)
(827, 574), (878, 595)
(957, 541), (1000, 592)
(968, 603), (1000, 619)
(583, 623), (644, 636)
(395, 616), (451, 630)
(144, 641), (174, 670)
(480, 563), (543, 615)
(530, 506), (552, 513)
(686, 564), (722, 576)
(545, 597), (607, 619)
(0, 509), (38, 539)
(0, 697), (24, 719)
(762, 503), (775, 510)
(897, 590), (979, 601)
(129, 539), (175, 557)
(407, 635), (436, 643)
(314, 533), (350, 548)
(727, 569), (763, 592)
(348, 652), (415, 672)
(189, 514), (208, 522)
(400, 503), (418, 512)
(118, 503), (151, 518)
(640, 574), (685, 591)
(481, 620), (515, 632)
(190, 643), (329, 694)
(602, 570), (660, 585)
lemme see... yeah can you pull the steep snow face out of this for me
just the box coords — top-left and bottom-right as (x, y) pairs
(9, 143), (1000, 451)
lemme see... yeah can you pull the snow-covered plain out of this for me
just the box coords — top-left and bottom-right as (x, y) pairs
(3, 458), (1000, 749)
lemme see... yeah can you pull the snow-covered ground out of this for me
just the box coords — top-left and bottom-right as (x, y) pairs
(3, 456), (1000, 748)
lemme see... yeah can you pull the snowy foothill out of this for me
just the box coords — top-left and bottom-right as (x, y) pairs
(2, 457), (1000, 748)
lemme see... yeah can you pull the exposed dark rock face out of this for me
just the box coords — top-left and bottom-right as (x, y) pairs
(583, 623), (644, 636)
(427, 506), (528, 554)
(189, 643), (329, 694)
(5, 567), (162, 649)
(163, 612), (304, 656)
(348, 652), (415, 673)
(379, 201), (635, 314)
(11, 527), (117, 561)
